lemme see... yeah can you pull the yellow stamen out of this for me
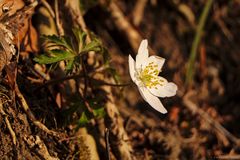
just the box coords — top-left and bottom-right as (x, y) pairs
(137, 62), (163, 88)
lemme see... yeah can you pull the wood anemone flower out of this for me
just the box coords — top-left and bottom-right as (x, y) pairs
(128, 40), (177, 113)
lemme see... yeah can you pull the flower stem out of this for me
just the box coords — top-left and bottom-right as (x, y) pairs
(185, 0), (214, 87)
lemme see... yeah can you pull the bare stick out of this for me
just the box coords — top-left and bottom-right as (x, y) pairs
(100, 0), (142, 51)
(54, 0), (64, 36)
(0, 100), (17, 145)
(41, 0), (55, 18)
(24, 135), (59, 160)
(103, 84), (134, 160)
(132, 0), (148, 26)
(105, 128), (110, 160)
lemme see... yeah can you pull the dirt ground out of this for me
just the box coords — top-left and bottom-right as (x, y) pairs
(0, 0), (240, 160)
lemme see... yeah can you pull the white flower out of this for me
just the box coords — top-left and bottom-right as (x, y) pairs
(129, 39), (177, 113)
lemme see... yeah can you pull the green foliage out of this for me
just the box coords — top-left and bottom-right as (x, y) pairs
(62, 96), (105, 128)
(77, 107), (105, 127)
(92, 107), (105, 117)
(41, 35), (73, 52)
(81, 38), (102, 53)
(78, 112), (89, 126)
(34, 49), (75, 64)
(72, 28), (87, 52)
(77, 99), (105, 127)
(34, 29), (103, 72)
(34, 28), (118, 128)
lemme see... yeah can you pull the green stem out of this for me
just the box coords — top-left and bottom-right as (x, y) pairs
(185, 0), (214, 87)
(36, 73), (131, 89)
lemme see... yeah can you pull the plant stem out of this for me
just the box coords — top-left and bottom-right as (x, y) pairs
(185, 0), (214, 87)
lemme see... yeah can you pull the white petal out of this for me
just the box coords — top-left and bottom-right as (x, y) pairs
(138, 86), (167, 113)
(148, 77), (178, 98)
(142, 56), (165, 74)
(136, 40), (149, 69)
(128, 55), (137, 82)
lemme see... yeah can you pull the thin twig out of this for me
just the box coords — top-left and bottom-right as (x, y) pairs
(0, 100), (17, 145)
(54, 0), (64, 36)
(59, 135), (84, 142)
(100, 0), (156, 55)
(105, 128), (111, 160)
(41, 0), (55, 18)
(100, 0), (142, 51)
(82, 97), (93, 113)
(37, 73), (130, 89)
(37, 73), (85, 89)
(91, 79), (131, 87)
(24, 135), (59, 160)
(132, 0), (148, 26)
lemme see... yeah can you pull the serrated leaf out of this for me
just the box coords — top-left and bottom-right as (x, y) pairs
(81, 39), (101, 53)
(42, 35), (73, 52)
(72, 28), (87, 52)
(34, 49), (74, 64)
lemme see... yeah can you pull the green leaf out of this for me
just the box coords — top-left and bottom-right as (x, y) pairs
(66, 58), (75, 71)
(34, 49), (74, 64)
(93, 107), (105, 118)
(81, 39), (101, 53)
(78, 112), (90, 126)
(42, 35), (73, 52)
(72, 28), (87, 52)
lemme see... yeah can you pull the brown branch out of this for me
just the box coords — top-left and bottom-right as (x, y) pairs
(54, 0), (64, 36)
(103, 84), (134, 160)
(0, 99), (17, 145)
(41, 0), (55, 18)
(132, 0), (148, 26)
(100, 0), (142, 52)
(24, 135), (59, 160)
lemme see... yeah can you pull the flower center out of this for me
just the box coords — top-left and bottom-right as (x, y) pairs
(136, 62), (164, 88)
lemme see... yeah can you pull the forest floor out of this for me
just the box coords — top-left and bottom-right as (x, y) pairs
(0, 0), (240, 160)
